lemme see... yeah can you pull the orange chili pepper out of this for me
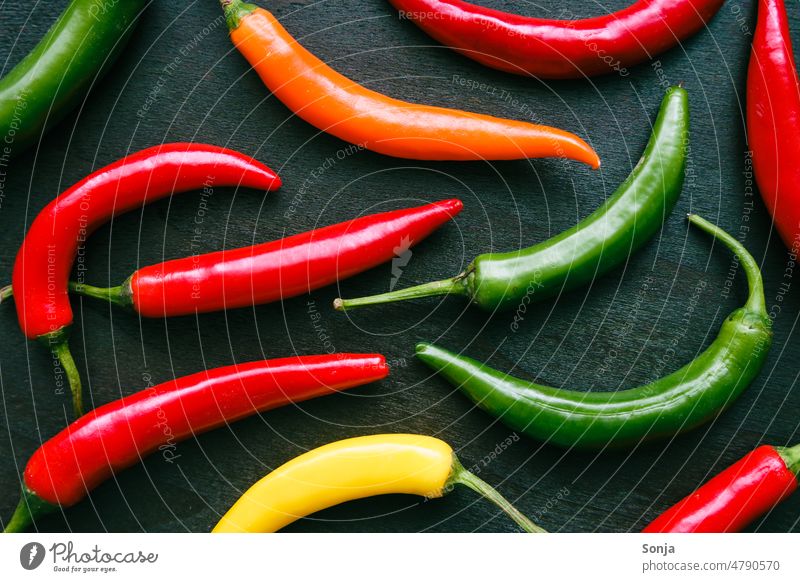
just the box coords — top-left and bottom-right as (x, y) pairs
(220, 0), (600, 167)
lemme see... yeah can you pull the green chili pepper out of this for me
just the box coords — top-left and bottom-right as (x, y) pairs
(415, 214), (772, 450)
(334, 86), (688, 313)
(0, 0), (146, 157)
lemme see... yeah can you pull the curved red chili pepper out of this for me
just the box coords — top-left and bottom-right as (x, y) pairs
(644, 444), (800, 533)
(5, 143), (281, 417)
(73, 199), (462, 317)
(13, 143), (280, 339)
(388, 0), (725, 78)
(3, 353), (387, 532)
(747, 0), (800, 250)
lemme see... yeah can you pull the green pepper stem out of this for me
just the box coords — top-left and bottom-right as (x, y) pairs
(334, 275), (468, 312)
(3, 500), (32, 533)
(45, 336), (84, 419)
(3, 488), (58, 533)
(69, 281), (131, 308)
(447, 455), (546, 533)
(220, 0), (258, 30)
(1, 289), (84, 417)
(687, 214), (766, 315)
(776, 443), (800, 476)
(0, 284), (12, 303)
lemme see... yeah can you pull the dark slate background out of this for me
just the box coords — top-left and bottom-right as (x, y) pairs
(1, 0), (798, 533)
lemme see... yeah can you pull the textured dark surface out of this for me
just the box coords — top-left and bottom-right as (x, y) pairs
(0, 0), (798, 533)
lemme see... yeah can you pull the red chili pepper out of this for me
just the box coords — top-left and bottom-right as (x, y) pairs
(747, 0), (800, 250)
(388, 0), (725, 78)
(2, 143), (281, 417)
(69, 199), (463, 317)
(643, 444), (800, 533)
(2, 353), (387, 532)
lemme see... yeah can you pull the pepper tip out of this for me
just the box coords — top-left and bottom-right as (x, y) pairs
(578, 154), (600, 170)
(0, 284), (13, 305)
(581, 147), (601, 170)
(443, 198), (464, 214)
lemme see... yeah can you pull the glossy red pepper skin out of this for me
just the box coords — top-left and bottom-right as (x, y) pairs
(12, 143), (281, 340)
(747, 0), (800, 250)
(389, 0), (724, 78)
(125, 199), (462, 317)
(644, 445), (799, 533)
(5, 353), (387, 531)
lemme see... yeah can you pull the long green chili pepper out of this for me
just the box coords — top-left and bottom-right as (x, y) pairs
(335, 86), (688, 313)
(0, 0), (147, 157)
(416, 214), (772, 450)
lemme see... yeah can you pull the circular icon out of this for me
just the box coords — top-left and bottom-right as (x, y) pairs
(19, 542), (46, 570)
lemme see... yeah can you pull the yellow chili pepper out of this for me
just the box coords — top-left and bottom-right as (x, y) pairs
(213, 434), (543, 533)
